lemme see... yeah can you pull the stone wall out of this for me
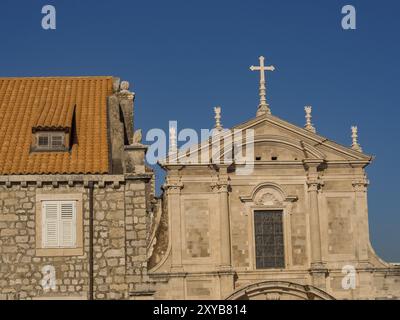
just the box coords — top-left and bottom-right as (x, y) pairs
(148, 164), (400, 300)
(0, 175), (150, 300)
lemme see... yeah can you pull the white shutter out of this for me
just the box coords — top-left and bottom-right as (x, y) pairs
(42, 201), (77, 248)
(43, 202), (59, 247)
(60, 202), (76, 247)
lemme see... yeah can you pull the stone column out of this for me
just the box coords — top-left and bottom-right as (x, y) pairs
(163, 170), (185, 299)
(164, 171), (184, 272)
(304, 160), (327, 288)
(304, 160), (324, 266)
(214, 168), (232, 269)
(307, 179), (323, 266)
(219, 184), (232, 268)
(352, 176), (370, 262)
(212, 166), (234, 298)
(352, 174), (374, 299)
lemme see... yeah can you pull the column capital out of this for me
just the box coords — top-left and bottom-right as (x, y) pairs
(211, 181), (229, 193)
(303, 159), (324, 170)
(310, 261), (327, 271)
(163, 181), (184, 194)
(352, 178), (369, 192)
(307, 178), (324, 192)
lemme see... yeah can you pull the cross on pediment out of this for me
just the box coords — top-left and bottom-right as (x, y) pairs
(250, 56), (275, 116)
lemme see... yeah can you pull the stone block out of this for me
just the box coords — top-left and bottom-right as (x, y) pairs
(104, 248), (124, 258)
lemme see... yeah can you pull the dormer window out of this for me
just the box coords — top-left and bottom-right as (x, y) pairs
(32, 131), (68, 152)
(31, 104), (75, 153)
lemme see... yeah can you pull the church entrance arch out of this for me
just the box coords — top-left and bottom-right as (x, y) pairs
(225, 281), (335, 300)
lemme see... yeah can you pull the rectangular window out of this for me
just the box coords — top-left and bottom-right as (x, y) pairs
(42, 201), (76, 248)
(51, 135), (63, 148)
(38, 135), (50, 147)
(254, 210), (285, 269)
(36, 132), (65, 150)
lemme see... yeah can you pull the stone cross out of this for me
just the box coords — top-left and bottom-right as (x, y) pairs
(304, 106), (316, 133)
(250, 56), (275, 116)
(351, 126), (362, 152)
(214, 106), (222, 130)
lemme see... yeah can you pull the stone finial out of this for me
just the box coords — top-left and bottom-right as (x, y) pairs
(351, 126), (362, 152)
(304, 106), (316, 133)
(214, 106), (222, 130)
(169, 126), (177, 154)
(120, 81), (130, 91)
(118, 80), (134, 100)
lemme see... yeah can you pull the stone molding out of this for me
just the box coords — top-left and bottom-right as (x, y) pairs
(210, 181), (229, 193)
(225, 280), (335, 300)
(162, 181), (184, 194)
(0, 174), (151, 188)
(306, 178), (324, 192)
(239, 182), (297, 204)
(352, 178), (369, 192)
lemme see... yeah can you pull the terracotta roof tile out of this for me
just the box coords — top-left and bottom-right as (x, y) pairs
(0, 76), (113, 175)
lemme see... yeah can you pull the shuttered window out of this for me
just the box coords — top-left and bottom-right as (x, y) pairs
(42, 201), (76, 248)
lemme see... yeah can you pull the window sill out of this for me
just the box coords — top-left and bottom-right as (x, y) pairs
(36, 247), (84, 257)
(30, 147), (69, 153)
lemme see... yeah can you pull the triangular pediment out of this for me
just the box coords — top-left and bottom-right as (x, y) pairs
(160, 113), (372, 167)
(231, 113), (372, 163)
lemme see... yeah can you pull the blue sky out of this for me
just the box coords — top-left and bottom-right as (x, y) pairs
(0, 0), (399, 261)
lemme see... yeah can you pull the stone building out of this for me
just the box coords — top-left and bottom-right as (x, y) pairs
(146, 57), (400, 300)
(0, 62), (399, 300)
(0, 76), (153, 299)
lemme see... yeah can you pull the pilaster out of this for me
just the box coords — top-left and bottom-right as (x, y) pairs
(352, 176), (370, 262)
(211, 165), (234, 298)
(304, 160), (328, 289)
(163, 171), (184, 273)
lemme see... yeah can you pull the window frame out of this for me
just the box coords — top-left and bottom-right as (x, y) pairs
(240, 183), (297, 271)
(33, 131), (67, 151)
(249, 207), (291, 270)
(253, 210), (285, 269)
(38, 134), (50, 148)
(35, 193), (83, 257)
(41, 200), (77, 248)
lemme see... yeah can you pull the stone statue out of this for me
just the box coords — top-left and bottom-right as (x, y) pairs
(120, 81), (130, 92)
(132, 129), (142, 144)
(118, 80), (134, 100)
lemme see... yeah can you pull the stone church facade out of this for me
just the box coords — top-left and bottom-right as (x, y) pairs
(0, 71), (399, 300)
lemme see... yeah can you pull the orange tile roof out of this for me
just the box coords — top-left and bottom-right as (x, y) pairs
(0, 76), (114, 175)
